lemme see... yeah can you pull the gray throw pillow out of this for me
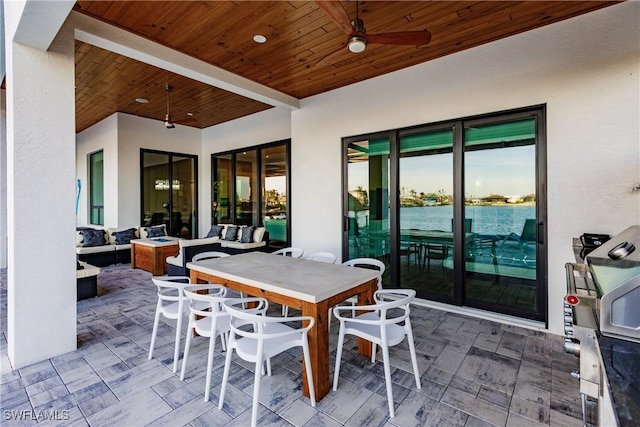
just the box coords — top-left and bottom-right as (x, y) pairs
(112, 228), (137, 244)
(146, 225), (166, 238)
(206, 225), (224, 238)
(82, 229), (106, 247)
(240, 225), (255, 243)
(223, 226), (238, 241)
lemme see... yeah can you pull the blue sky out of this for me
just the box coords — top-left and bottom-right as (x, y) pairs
(350, 145), (535, 197)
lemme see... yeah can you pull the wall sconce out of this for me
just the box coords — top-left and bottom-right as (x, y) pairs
(155, 179), (181, 190)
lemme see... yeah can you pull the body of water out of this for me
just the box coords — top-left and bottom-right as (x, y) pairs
(400, 204), (535, 236)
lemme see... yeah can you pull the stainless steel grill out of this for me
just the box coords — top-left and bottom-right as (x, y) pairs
(564, 225), (640, 427)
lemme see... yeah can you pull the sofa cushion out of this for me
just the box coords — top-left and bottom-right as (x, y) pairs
(166, 254), (182, 267)
(253, 226), (266, 243)
(81, 228), (107, 247)
(145, 225), (166, 238)
(221, 240), (266, 250)
(111, 228), (138, 245)
(180, 237), (220, 248)
(240, 225), (256, 243)
(223, 225), (238, 241)
(206, 225), (224, 238)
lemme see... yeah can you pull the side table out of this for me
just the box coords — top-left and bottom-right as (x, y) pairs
(131, 237), (180, 276)
(77, 261), (100, 300)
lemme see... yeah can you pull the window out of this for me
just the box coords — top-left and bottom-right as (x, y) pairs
(212, 140), (290, 247)
(343, 106), (547, 322)
(89, 150), (104, 225)
(141, 150), (198, 238)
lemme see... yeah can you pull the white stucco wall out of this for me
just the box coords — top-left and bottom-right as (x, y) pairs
(75, 113), (118, 226)
(1, 89), (7, 269)
(6, 17), (77, 367)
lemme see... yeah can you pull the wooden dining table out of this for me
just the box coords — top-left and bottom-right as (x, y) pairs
(187, 251), (379, 401)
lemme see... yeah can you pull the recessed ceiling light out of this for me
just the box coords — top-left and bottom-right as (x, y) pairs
(253, 34), (267, 44)
(135, 98), (149, 104)
(187, 112), (193, 116)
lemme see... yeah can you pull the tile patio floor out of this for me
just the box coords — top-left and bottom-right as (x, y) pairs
(0, 264), (583, 426)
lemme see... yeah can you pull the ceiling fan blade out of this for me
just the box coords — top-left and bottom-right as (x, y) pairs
(367, 30), (432, 46)
(315, 45), (349, 67)
(316, 1), (353, 35)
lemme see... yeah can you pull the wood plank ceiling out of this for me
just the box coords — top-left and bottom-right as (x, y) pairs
(73, 1), (619, 133)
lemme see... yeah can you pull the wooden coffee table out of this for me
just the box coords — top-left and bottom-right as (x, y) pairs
(131, 237), (180, 276)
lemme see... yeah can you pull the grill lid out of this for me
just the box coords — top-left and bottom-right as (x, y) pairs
(586, 225), (640, 295)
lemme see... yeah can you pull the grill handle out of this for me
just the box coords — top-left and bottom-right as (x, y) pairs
(565, 262), (598, 309)
(565, 262), (583, 296)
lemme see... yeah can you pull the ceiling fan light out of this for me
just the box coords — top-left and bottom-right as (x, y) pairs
(348, 36), (367, 53)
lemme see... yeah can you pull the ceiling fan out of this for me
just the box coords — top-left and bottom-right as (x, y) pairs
(316, 1), (432, 65)
(163, 84), (197, 129)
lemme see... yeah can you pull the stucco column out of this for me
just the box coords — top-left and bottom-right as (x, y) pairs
(5, 19), (77, 368)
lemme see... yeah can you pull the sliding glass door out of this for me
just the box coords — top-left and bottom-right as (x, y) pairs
(398, 127), (455, 300)
(141, 150), (198, 238)
(343, 107), (546, 322)
(212, 140), (291, 246)
(463, 116), (541, 317)
(344, 135), (391, 285)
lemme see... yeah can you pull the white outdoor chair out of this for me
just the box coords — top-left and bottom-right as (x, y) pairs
(190, 251), (245, 303)
(304, 251), (337, 263)
(148, 275), (191, 373)
(219, 298), (316, 427)
(271, 247), (304, 258)
(180, 284), (230, 402)
(332, 289), (421, 418)
(337, 257), (386, 323)
(191, 251), (231, 262)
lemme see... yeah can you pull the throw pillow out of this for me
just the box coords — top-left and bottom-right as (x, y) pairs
(206, 225), (224, 238)
(223, 225), (238, 241)
(240, 225), (256, 243)
(112, 228), (137, 245)
(146, 225), (166, 238)
(81, 229), (106, 247)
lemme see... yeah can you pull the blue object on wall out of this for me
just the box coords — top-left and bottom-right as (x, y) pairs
(76, 179), (81, 215)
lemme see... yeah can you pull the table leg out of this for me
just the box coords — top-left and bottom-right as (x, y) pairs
(301, 299), (330, 400)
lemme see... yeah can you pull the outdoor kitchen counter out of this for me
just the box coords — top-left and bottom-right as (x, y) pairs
(598, 335), (640, 427)
(572, 242), (640, 427)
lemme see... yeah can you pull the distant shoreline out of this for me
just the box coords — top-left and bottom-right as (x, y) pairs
(398, 201), (536, 208)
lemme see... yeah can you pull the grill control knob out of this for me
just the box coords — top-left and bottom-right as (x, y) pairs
(571, 370), (580, 380)
(564, 315), (573, 323)
(564, 339), (580, 355)
(564, 324), (574, 336)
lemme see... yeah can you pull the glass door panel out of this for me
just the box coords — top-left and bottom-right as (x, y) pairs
(171, 156), (196, 238)
(142, 150), (198, 237)
(262, 144), (288, 248)
(142, 152), (170, 228)
(345, 137), (391, 284)
(399, 129), (454, 300)
(463, 118), (538, 315)
(213, 154), (233, 224)
(89, 150), (104, 225)
(235, 150), (258, 226)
